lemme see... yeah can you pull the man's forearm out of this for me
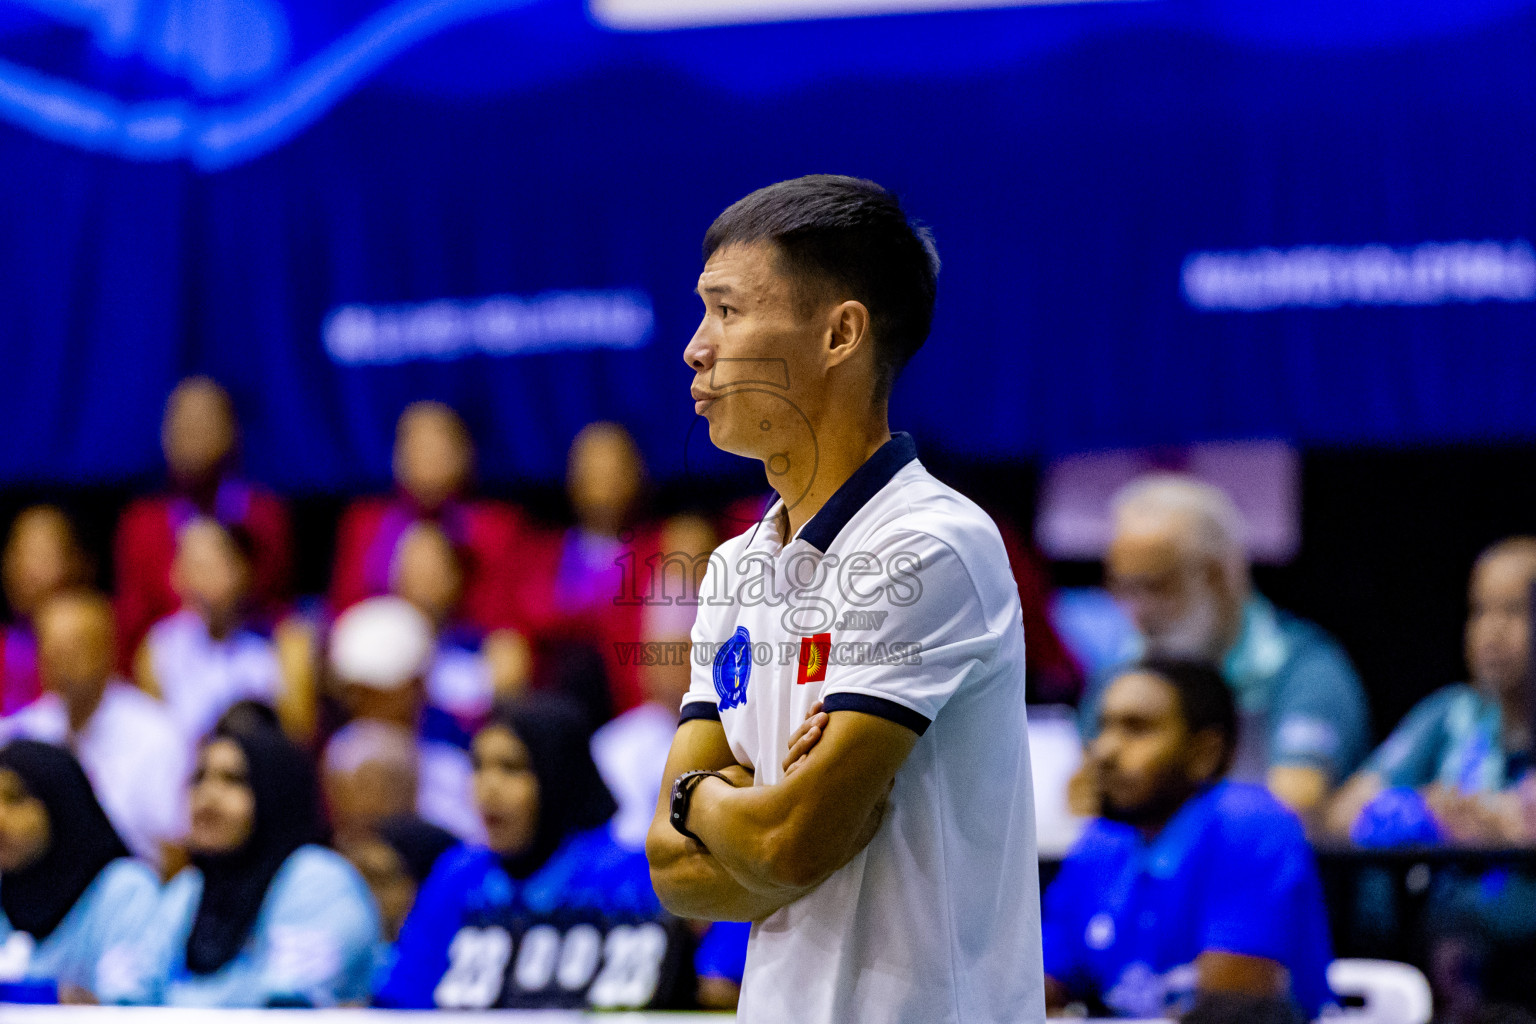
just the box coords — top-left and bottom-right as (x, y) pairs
(647, 823), (802, 921)
(687, 775), (873, 894)
(686, 778), (804, 893)
(646, 709), (910, 917)
(686, 711), (912, 893)
(647, 718), (795, 921)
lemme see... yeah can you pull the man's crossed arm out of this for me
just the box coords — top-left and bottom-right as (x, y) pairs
(645, 702), (917, 922)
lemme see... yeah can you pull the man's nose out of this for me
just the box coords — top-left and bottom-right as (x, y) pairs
(683, 324), (712, 371)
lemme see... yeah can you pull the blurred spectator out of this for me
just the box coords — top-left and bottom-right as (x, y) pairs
(1327, 540), (1536, 1016)
(322, 720), (419, 847)
(519, 422), (659, 716)
(561, 422), (649, 604)
(338, 815), (456, 943)
(588, 514), (747, 1011)
(693, 919), (750, 1011)
(330, 402), (525, 636)
(115, 378), (292, 670)
(1083, 474), (1368, 817)
(375, 696), (697, 1010)
(327, 596), (483, 843)
(1, 507), (90, 715)
(0, 740), (158, 1003)
(124, 713), (379, 1007)
(1327, 538), (1536, 843)
(991, 516), (1085, 703)
(1046, 659), (1332, 1018)
(592, 513), (714, 850)
(0, 592), (187, 867)
(389, 521), (528, 739)
(134, 518), (281, 741)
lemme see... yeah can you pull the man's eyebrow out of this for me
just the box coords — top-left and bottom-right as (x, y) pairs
(696, 283), (735, 298)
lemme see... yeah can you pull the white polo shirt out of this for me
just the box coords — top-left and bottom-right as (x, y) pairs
(680, 433), (1045, 1024)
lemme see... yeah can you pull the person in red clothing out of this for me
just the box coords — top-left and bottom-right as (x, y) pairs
(989, 514), (1086, 704)
(512, 422), (660, 719)
(1, 507), (92, 714)
(330, 402), (525, 636)
(388, 520), (532, 733)
(114, 377), (293, 668)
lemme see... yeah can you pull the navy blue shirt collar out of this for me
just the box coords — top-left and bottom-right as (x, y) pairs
(797, 432), (919, 553)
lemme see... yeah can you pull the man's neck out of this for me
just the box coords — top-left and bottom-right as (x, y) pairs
(1210, 590), (1252, 664)
(204, 605), (239, 642)
(65, 684), (108, 734)
(1495, 683), (1533, 749)
(779, 421), (893, 539)
(176, 471), (223, 511)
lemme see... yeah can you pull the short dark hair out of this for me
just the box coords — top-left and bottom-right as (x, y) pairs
(1133, 657), (1239, 775)
(703, 175), (940, 399)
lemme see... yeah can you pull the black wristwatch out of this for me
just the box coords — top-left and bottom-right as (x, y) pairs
(670, 769), (729, 846)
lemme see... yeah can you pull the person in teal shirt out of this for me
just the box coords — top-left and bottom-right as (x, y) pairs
(0, 739), (159, 1003)
(123, 705), (380, 1007)
(1085, 474), (1370, 818)
(1328, 537), (1536, 841)
(1325, 539), (1536, 1011)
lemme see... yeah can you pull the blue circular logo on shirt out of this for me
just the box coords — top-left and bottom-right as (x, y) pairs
(713, 626), (752, 711)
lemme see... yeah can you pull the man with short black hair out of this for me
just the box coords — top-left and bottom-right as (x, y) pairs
(1046, 658), (1332, 1018)
(646, 175), (1043, 1023)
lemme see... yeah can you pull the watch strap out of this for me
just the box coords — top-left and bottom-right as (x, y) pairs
(670, 769), (730, 847)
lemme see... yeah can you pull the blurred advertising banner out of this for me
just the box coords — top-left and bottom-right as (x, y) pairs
(1035, 441), (1301, 565)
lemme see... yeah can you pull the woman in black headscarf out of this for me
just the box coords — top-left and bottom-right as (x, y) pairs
(127, 707), (381, 1006)
(0, 740), (159, 1002)
(484, 695), (620, 877)
(375, 694), (694, 1010)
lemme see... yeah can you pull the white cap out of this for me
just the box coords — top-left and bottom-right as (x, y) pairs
(328, 596), (434, 691)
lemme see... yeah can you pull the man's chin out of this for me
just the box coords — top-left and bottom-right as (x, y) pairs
(1144, 636), (1221, 662)
(704, 420), (763, 462)
(1098, 785), (1195, 830)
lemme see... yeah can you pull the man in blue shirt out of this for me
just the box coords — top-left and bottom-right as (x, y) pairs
(1046, 658), (1333, 1018)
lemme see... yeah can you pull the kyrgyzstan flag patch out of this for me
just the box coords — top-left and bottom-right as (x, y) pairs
(797, 632), (832, 684)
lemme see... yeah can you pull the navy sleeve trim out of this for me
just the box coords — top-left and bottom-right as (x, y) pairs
(680, 701), (722, 724)
(821, 692), (931, 736)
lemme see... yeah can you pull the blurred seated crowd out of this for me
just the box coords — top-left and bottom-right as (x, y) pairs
(0, 376), (1534, 1020)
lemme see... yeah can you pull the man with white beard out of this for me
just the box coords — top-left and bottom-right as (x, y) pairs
(1080, 474), (1369, 819)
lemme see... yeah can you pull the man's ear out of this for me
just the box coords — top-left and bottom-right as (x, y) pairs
(824, 300), (871, 369)
(1185, 727), (1227, 784)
